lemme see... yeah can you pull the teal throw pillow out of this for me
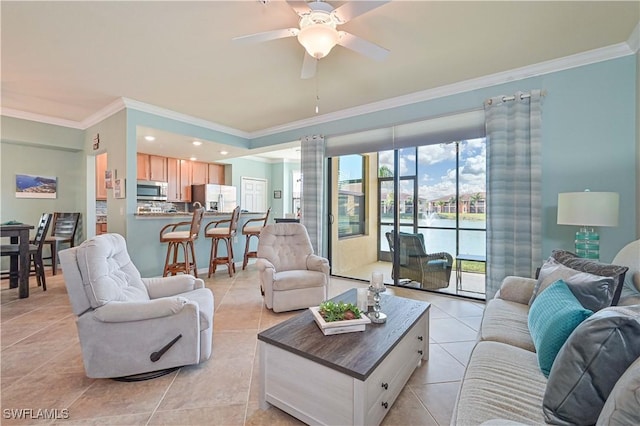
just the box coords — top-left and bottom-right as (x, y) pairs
(528, 280), (593, 377)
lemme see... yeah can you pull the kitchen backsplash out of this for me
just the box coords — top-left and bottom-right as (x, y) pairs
(96, 200), (191, 217)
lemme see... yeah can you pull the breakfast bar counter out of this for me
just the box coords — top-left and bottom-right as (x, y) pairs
(126, 211), (264, 277)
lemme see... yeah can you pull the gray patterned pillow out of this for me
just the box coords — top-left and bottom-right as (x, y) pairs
(529, 251), (628, 308)
(551, 250), (628, 304)
(543, 305), (640, 425)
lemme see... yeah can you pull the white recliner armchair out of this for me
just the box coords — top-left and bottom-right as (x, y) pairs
(59, 233), (214, 379)
(256, 223), (329, 313)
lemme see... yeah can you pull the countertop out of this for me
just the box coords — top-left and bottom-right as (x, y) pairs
(134, 211), (262, 217)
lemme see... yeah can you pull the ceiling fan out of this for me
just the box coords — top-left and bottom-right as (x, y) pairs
(233, 0), (390, 79)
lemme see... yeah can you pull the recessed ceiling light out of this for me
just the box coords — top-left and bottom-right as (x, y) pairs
(192, 141), (202, 146)
(220, 151), (229, 155)
(144, 136), (155, 141)
(190, 156), (197, 161)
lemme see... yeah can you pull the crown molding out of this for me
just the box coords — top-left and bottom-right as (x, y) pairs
(0, 108), (85, 129)
(250, 41), (636, 138)
(121, 98), (250, 139)
(80, 98), (127, 129)
(2, 40), (636, 137)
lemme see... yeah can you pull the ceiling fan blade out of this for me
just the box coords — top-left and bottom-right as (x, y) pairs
(301, 52), (317, 79)
(332, 0), (390, 24)
(286, 0), (312, 16)
(232, 28), (298, 44)
(337, 31), (389, 61)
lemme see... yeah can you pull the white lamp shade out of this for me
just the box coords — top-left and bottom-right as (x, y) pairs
(557, 191), (619, 227)
(297, 24), (339, 59)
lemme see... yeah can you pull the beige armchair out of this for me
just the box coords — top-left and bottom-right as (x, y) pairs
(59, 233), (214, 379)
(256, 223), (329, 312)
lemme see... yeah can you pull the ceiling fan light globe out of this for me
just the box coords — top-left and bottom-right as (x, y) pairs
(297, 24), (339, 59)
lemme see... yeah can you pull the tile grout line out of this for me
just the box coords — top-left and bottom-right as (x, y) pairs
(145, 368), (182, 426)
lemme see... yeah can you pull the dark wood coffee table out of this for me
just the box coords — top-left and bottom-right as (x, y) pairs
(258, 288), (430, 425)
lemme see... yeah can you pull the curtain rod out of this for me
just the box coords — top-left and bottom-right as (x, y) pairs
(487, 90), (547, 105)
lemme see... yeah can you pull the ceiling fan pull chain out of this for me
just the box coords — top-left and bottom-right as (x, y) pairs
(315, 64), (320, 114)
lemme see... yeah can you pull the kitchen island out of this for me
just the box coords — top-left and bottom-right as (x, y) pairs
(127, 211), (264, 277)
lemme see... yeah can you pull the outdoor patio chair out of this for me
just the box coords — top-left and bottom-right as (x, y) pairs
(386, 231), (453, 290)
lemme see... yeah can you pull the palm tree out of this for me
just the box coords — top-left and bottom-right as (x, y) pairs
(470, 192), (482, 213)
(379, 165), (393, 178)
(448, 196), (457, 213)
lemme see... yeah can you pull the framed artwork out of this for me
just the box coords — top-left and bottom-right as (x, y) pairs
(105, 170), (113, 189)
(15, 174), (57, 199)
(114, 178), (125, 199)
(273, 190), (282, 199)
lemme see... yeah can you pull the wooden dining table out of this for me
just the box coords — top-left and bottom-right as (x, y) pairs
(1, 224), (34, 298)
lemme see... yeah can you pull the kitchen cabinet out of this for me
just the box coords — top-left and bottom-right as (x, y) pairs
(167, 157), (180, 202)
(140, 153), (223, 202)
(208, 163), (225, 184)
(149, 155), (167, 181)
(167, 157), (192, 202)
(96, 223), (107, 235)
(137, 153), (167, 182)
(137, 153), (149, 180)
(180, 160), (192, 202)
(192, 161), (208, 185)
(96, 153), (108, 200)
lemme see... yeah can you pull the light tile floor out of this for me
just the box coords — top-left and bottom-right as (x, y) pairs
(1, 264), (484, 425)
(339, 261), (487, 299)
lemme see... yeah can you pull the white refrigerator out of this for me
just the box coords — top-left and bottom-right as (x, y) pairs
(191, 184), (237, 212)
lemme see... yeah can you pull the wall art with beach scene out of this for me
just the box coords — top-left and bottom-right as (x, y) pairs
(15, 174), (57, 199)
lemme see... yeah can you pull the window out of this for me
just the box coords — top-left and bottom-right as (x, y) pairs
(338, 155), (365, 237)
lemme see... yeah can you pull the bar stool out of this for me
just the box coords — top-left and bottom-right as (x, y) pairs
(205, 206), (240, 278)
(241, 207), (271, 270)
(160, 203), (205, 277)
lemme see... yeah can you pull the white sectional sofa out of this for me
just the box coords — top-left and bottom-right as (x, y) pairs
(451, 240), (640, 425)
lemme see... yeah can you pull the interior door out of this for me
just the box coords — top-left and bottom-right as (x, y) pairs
(241, 177), (267, 212)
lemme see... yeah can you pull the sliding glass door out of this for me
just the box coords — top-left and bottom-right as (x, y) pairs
(329, 139), (486, 299)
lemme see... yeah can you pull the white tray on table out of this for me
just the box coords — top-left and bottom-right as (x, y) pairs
(309, 306), (371, 335)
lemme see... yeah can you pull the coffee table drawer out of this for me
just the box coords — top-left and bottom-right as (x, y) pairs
(365, 314), (428, 421)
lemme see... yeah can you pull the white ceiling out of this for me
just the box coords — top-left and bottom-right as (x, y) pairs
(2, 1), (639, 162)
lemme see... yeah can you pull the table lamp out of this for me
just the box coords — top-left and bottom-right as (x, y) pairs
(557, 190), (619, 260)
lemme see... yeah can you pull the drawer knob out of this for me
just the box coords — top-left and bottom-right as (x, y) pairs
(381, 382), (388, 390)
(418, 336), (423, 341)
(381, 401), (389, 409)
(418, 350), (423, 355)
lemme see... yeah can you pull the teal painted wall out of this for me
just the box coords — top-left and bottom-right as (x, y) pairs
(1, 116), (84, 150)
(270, 161), (285, 218)
(1, 117), (85, 269)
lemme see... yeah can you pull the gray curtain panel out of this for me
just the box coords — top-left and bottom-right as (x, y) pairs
(301, 135), (325, 255)
(484, 90), (543, 299)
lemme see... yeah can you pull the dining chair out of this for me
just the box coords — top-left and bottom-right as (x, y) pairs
(1, 213), (52, 290)
(205, 206), (241, 277)
(42, 212), (81, 275)
(241, 207), (271, 270)
(160, 202), (205, 277)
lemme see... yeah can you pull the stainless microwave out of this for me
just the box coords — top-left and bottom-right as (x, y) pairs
(136, 180), (168, 201)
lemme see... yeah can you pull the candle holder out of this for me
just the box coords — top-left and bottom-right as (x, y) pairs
(368, 285), (387, 323)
